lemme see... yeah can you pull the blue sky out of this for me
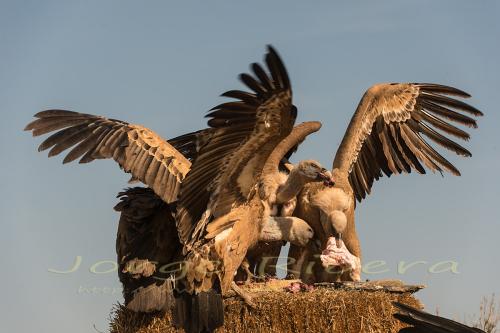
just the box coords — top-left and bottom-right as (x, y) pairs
(1, 1), (499, 331)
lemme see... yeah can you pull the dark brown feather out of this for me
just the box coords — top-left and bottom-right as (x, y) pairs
(251, 62), (274, 91)
(25, 110), (191, 204)
(176, 45), (295, 247)
(393, 302), (485, 333)
(78, 127), (113, 163)
(47, 126), (96, 157)
(37, 123), (90, 151)
(220, 90), (260, 105)
(115, 187), (183, 311)
(421, 92), (483, 116)
(63, 128), (107, 164)
(420, 100), (479, 128)
(414, 109), (470, 140)
(417, 83), (471, 98)
(240, 73), (267, 96)
(336, 83), (481, 202)
(408, 119), (471, 157)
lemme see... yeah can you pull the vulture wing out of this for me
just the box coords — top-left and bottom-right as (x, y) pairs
(393, 302), (485, 333)
(332, 83), (483, 202)
(24, 110), (192, 203)
(176, 45), (296, 247)
(115, 187), (182, 312)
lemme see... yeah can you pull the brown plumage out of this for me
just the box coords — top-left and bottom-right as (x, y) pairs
(333, 83), (481, 201)
(24, 111), (191, 203)
(175, 46), (295, 250)
(23, 46), (302, 333)
(24, 111), (205, 311)
(24, 47), (484, 332)
(289, 83), (482, 283)
(179, 120), (325, 290)
(114, 187), (182, 312)
(173, 45), (295, 303)
(247, 122), (330, 277)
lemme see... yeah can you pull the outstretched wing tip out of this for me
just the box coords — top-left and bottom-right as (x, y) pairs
(266, 45), (284, 61)
(26, 111), (191, 205)
(416, 83), (472, 98)
(177, 45), (295, 246)
(336, 81), (482, 201)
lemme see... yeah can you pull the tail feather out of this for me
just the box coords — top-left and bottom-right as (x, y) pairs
(393, 302), (485, 333)
(173, 290), (224, 333)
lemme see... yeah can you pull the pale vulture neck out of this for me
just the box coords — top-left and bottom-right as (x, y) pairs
(331, 168), (349, 189)
(275, 168), (308, 204)
(332, 92), (371, 172)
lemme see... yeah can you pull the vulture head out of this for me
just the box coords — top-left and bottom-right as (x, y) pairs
(296, 160), (334, 186)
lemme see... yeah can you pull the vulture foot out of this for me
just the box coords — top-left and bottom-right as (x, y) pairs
(238, 259), (259, 285)
(320, 237), (361, 281)
(231, 281), (256, 308)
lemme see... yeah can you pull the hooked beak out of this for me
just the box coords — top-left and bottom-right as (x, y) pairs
(317, 168), (335, 187)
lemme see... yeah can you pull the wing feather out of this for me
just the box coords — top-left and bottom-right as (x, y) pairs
(332, 83), (482, 201)
(389, 123), (412, 173)
(393, 302), (485, 333)
(115, 187), (182, 311)
(25, 110), (191, 203)
(37, 123), (91, 151)
(176, 45), (295, 247)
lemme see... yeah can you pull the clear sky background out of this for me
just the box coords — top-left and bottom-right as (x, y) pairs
(1, 1), (499, 332)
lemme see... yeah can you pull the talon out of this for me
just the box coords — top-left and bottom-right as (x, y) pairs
(240, 259), (259, 284)
(231, 281), (256, 308)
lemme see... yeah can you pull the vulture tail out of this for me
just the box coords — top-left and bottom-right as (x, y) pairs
(172, 289), (224, 333)
(393, 302), (485, 333)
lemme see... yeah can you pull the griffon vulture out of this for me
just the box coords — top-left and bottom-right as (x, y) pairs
(171, 47), (336, 332)
(173, 120), (332, 332)
(25, 46), (331, 332)
(24, 108), (205, 311)
(287, 82), (483, 283)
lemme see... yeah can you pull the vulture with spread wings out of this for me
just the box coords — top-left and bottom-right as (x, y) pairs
(25, 46), (329, 333)
(169, 48), (335, 332)
(24, 108), (207, 312)
(25, 46), (483, 333)
(288, 82), (482, 283)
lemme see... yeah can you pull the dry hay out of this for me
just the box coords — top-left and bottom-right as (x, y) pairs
(110, 280), (423, 333)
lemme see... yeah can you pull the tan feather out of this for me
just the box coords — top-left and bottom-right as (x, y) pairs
(25, 110), (191, 203)
(332, 83), (481, 201)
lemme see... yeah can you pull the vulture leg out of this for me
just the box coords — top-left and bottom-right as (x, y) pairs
(235, 258), (260, 284)
(259, 216), (314, 246)
(230, 281), (256, 308)
(286, 242), (313, 280)
(246, 242), (283, 277)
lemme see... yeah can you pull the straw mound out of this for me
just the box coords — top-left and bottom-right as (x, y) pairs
(110, 280), (423, 333)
